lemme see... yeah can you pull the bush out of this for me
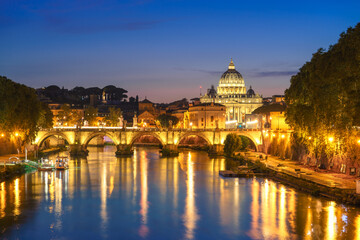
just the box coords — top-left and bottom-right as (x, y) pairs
(224, 134), (242, 157)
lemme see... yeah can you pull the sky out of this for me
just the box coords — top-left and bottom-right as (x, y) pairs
(1, 0), (360, 103)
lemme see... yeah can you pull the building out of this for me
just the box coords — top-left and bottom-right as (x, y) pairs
(244, 114), (262, 129)
(200, 59), (263, 128)
(138, 98), (158, 127)
(252, 102), (290, 130)
(187, 102), (226, 129)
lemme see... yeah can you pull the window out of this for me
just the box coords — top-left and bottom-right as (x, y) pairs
(211, 116), (214, 122)
(201, 118), (204, 122)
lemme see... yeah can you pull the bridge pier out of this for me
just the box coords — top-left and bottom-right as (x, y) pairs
(69, 144), (88, 157)
(116, 144), (133, 156)
(161, 144), (179, 157)
(208, 144), (224, 156)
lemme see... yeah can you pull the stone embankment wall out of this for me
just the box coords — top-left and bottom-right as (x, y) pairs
(262, 133), (360, 176)
(0, 138), (17, 156)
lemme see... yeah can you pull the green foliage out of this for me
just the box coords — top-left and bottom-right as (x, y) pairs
(239, 136), (250, 151)
(223, 134), (242, 157)
(0, 76), (42, 147)
(156, 114), (179, 128)
(285, 23), (360, 161)
(84, 106), (98, 126)
(57, 104), (82, 126)
(38, 102), (54, 128)
(105, 107), (122, 126)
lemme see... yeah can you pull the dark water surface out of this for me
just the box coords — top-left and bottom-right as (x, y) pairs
(1, 146), (360, 239)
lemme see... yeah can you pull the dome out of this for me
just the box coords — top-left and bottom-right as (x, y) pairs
(217, 59), (246, 95)
(247, 86), (255, 96)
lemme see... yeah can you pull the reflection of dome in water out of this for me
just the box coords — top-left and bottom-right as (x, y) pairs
(217, 59), (246, 95)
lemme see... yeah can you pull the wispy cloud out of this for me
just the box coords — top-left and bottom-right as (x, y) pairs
(249, 70), (298, 77)
(175, 67), (223, 76)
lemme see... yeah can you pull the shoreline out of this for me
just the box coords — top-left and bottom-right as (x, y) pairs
(226, 152), (360, 205)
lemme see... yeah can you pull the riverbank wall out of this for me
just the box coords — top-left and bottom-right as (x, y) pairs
(0, 165), (29, 182)
(228, 153), (360, 205)
(0, 138), (17, 156)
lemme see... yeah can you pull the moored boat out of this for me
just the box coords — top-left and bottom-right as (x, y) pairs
(38, 158), (55, 171)
(55, 156), (69, 170)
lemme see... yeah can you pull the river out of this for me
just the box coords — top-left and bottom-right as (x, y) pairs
(1, 146), (360, 239)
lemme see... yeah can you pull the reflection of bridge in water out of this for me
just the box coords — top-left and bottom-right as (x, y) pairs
(34, 127), (265, 156)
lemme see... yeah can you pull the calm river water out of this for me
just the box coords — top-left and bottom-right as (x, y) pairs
(1, 146), (360, 239)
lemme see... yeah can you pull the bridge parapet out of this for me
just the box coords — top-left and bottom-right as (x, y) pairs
(35, 127), (266, 156)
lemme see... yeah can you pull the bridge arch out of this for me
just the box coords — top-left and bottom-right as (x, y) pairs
(177, 132), (212, 146)
(129, 132), (165, 147)
(82, 132), (119, 149)
(233, 132), (259, 151)
(36, 132), (72, 148)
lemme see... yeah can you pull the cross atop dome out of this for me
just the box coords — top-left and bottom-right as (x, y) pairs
(228, 58), (235, 70)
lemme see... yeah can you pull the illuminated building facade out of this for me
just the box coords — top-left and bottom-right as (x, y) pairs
(200, 59), (263, 128)
(186, 102), (226, 129)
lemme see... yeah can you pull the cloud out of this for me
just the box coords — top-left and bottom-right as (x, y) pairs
(250, 70), (298, 77)
(175, 67), (223, 77)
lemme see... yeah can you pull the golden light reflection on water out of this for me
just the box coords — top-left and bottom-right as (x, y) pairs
(355, 214), (360, 239)
(183, 152), (199, 240)
(173, 155), (178, 209)
(101, 164), (108, 233)
(139, 150), (149, 238)
(326, 201), (337, 240)
(278, 186), (288, 239)
(304, 197), (313, 240)
(1, 182), (6, 218)
(14, 178), (20, 216)
(2, 148), (360, 239)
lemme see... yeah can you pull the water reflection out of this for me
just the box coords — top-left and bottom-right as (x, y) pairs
(1, 146), (360, 239)
(182, 152), (199, 240)
(139, 150), (149, 238)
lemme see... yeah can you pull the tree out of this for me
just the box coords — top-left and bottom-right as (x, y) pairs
(239, 136), (250, 151)
(38, 102), (54, 128)
(156, 114), (179, 128)
(105, 107), (122, 126)
(57, 104), (72, 126)
(84, 106), (98, 126)
(223, 134), (242, 157)
(285, 23), (360, 163)
(0, 76), (42, 150)
(103, 85), (128, 102)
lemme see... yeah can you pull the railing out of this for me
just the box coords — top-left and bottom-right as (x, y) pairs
(41, 127), (264, 132)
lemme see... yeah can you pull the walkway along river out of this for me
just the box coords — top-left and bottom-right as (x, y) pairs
(1, 146), (360, 239)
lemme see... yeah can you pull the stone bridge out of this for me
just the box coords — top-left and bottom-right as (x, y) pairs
(34, 127), (264, 156)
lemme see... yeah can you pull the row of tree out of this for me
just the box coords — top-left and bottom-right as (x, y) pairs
(285, 23), (360, 164)
(0, 76), (53, 149)
(57, 105), (122, 127)
(38, 85), (128, 104)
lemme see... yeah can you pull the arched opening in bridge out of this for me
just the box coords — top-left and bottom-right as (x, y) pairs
(178, 134), (210, 150)
(235, 134), (257, 152)
(39, 134), (69, 150)
(87, 135), (115, 147)
(84, 133), (117, 153)
(132, 134), (163, 148)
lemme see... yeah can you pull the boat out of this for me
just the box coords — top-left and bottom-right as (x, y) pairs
(55, 156), (69, 170)
(38, 158), (55, 171)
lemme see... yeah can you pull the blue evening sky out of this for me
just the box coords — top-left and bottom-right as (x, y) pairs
(0, 0), (359, 102)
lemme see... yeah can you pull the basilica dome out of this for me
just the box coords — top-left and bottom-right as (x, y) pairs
(217, 59), (246, 95)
